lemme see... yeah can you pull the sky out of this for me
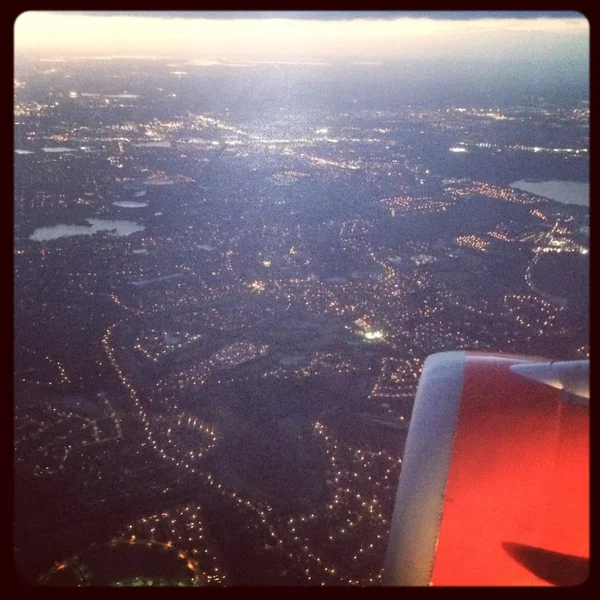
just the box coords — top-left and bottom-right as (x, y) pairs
(14, 11), (589, 65)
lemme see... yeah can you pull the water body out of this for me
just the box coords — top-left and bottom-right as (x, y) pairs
(30, 219), (145, 242)
(509, 180), (589, 207)
(42, 147), (77, 153)
(133, 141), (171, 148)
(112, 201), (149, 208)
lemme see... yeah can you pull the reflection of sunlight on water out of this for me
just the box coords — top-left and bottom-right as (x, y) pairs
(113, 201), (149, 208)
(30, 218), (145, 241)
(42, 147), (77, 153)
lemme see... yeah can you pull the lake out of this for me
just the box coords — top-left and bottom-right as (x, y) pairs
(30, 219), (145, 242)
(42, 147), (76, 153)
(112, 201), (149, 208)
(133, 141), (171, 148)
(509, 180), (589, 207)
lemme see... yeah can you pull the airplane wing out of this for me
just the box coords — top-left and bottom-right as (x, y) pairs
(384, 351), (589, 586)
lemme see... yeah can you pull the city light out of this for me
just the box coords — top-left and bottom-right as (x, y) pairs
(363, 330), (384, 341)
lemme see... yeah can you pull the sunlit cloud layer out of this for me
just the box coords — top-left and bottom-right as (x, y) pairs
(15, 12), (589, 62)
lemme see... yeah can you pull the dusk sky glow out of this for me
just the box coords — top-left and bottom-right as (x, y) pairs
(15, 11), (588, 64)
